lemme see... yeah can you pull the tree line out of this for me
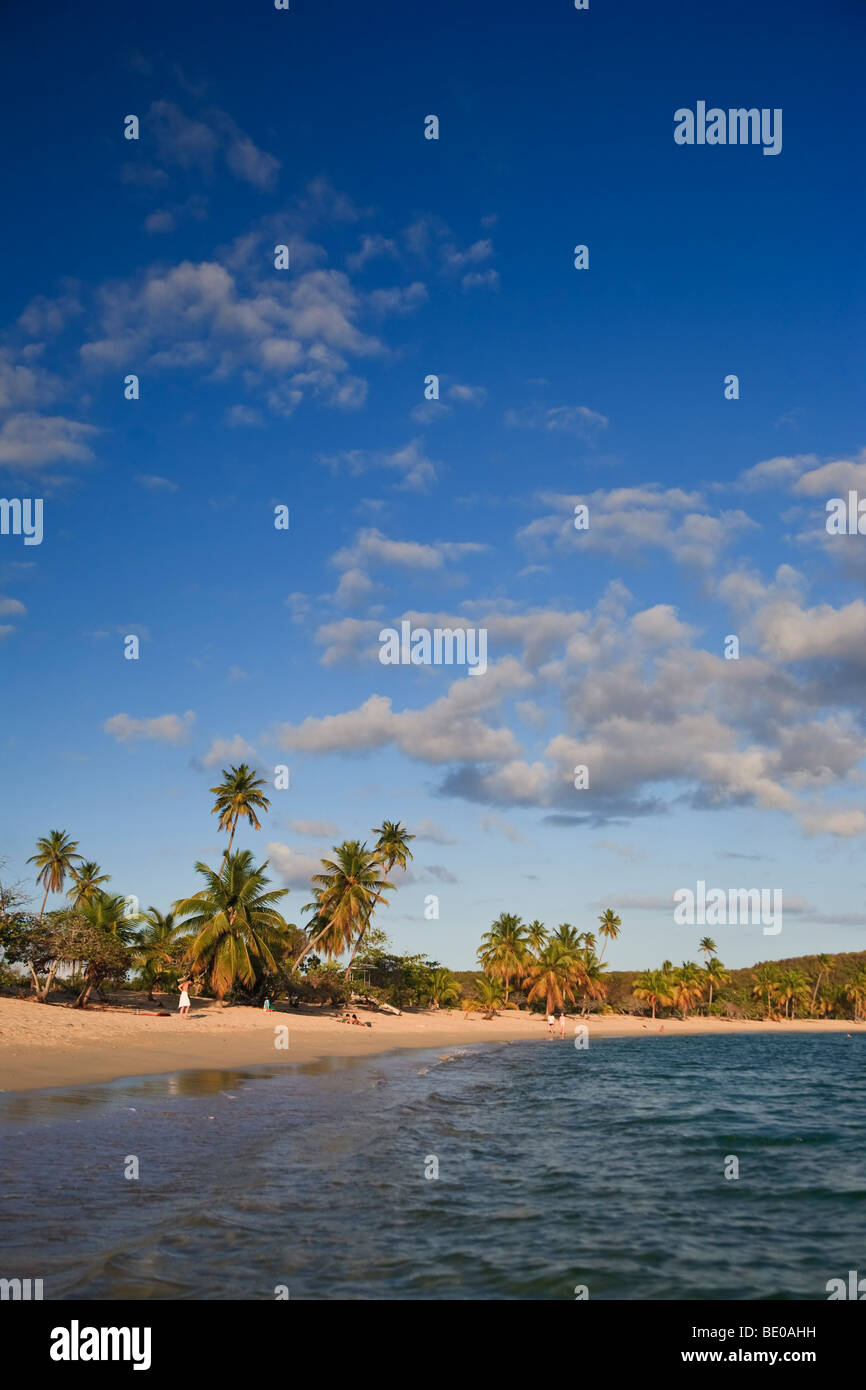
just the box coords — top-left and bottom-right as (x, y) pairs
(3, 772), (866, 1023)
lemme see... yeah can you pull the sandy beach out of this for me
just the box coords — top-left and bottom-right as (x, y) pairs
(1, 993), (864, 1092)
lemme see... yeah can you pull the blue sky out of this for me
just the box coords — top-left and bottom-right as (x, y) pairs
(1, 0), (864, 971)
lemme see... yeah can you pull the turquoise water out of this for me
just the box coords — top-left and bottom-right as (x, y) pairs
(1, 1033), (864, 1300)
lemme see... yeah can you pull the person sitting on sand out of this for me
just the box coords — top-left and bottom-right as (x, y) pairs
(263, 998), (272, 1011)
(178, 980), (191, 1017)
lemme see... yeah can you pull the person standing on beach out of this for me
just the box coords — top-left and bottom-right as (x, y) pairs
(178, 979), (191, 1017)
(547, 1012), (555, 1037)
(558, 1011), (566, 1039)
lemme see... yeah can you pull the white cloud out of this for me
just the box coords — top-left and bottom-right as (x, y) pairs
(480, 813), (525, 843)
(0, 414), (99, 470)
(147, 100), (280, 189)
(332, 528), (486, 576)
(320, 439), (440, 492)
(275, 659), (530, 764)
(145, 209), (176, 234)
(225, 404), (263, 427)
(462, 269), (500, 290)
(756, 598), (866, 663)
(346, 234), (398, 271)
(414, 818), (458, 844)
(202, 735), (257, 767)
(266, 841), (323, 889)
(104, 711), (195, 744)
(289, 819), (340, 838)
(738, 449), (866, 497)
(224, 134), (280, 190)
(519, 487), (756, 570)
(449, 383), (487, 405)
(0, 349), (61, 411)
(505, 404), (608, 435)
(136, 473), (179, 491)
(443, 238), (494, 270)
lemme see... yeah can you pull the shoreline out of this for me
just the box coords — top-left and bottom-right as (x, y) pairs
(1, 994), (864, 1093)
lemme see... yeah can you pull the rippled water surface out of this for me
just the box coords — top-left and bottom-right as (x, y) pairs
(2, 1033), (864, 1299)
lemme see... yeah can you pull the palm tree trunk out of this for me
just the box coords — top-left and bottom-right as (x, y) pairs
(218, 816), (238, 875)
(39, 885), (49, 922)
(294, 919), (337, 972)
(342, 859), (394, 978)
(342, 892), (388, 977)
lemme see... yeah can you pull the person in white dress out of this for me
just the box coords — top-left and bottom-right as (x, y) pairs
(178, 980), (191, 1016)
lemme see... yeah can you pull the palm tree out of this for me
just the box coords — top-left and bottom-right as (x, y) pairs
(597, 908), (622, 962)
(698, 936), (717, 964)
(295, 840), (392, 971)
(474, 975), (505, 1019)
(81, 892), (140, 945)
(552, 923), (581, 951)
(28, 830), (80, 919)
(426, 968), (461, 1009)
(578, 950), (608, 1015)
(704, 956), (730, 1009)
(372, 820), (415, 875)
(343, 820), (414, 976)
(209, 764), (272, 871)
(752, 964), (779, 1020)
(845, 966), (866, 1022)
(478, 912), (530, 1004)
(669, 961), (704, 1019)
(810, 953), (835, 1015)
(523, 940), (585, 1017)
(135, 907), (183, 1001)
(526, 920), (547, 954)
(68, 860), (110, 908)
(778, 967), (808, 1019)
(632, 969), (672, 1020)
(174, 851), (290, 1000)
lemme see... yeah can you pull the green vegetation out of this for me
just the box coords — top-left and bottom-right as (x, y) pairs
(4, 823), (866, 1026)
(0, 792), (425, 1013)
(621, 952), (866, 1022)
(471, 912), (612, 1018)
